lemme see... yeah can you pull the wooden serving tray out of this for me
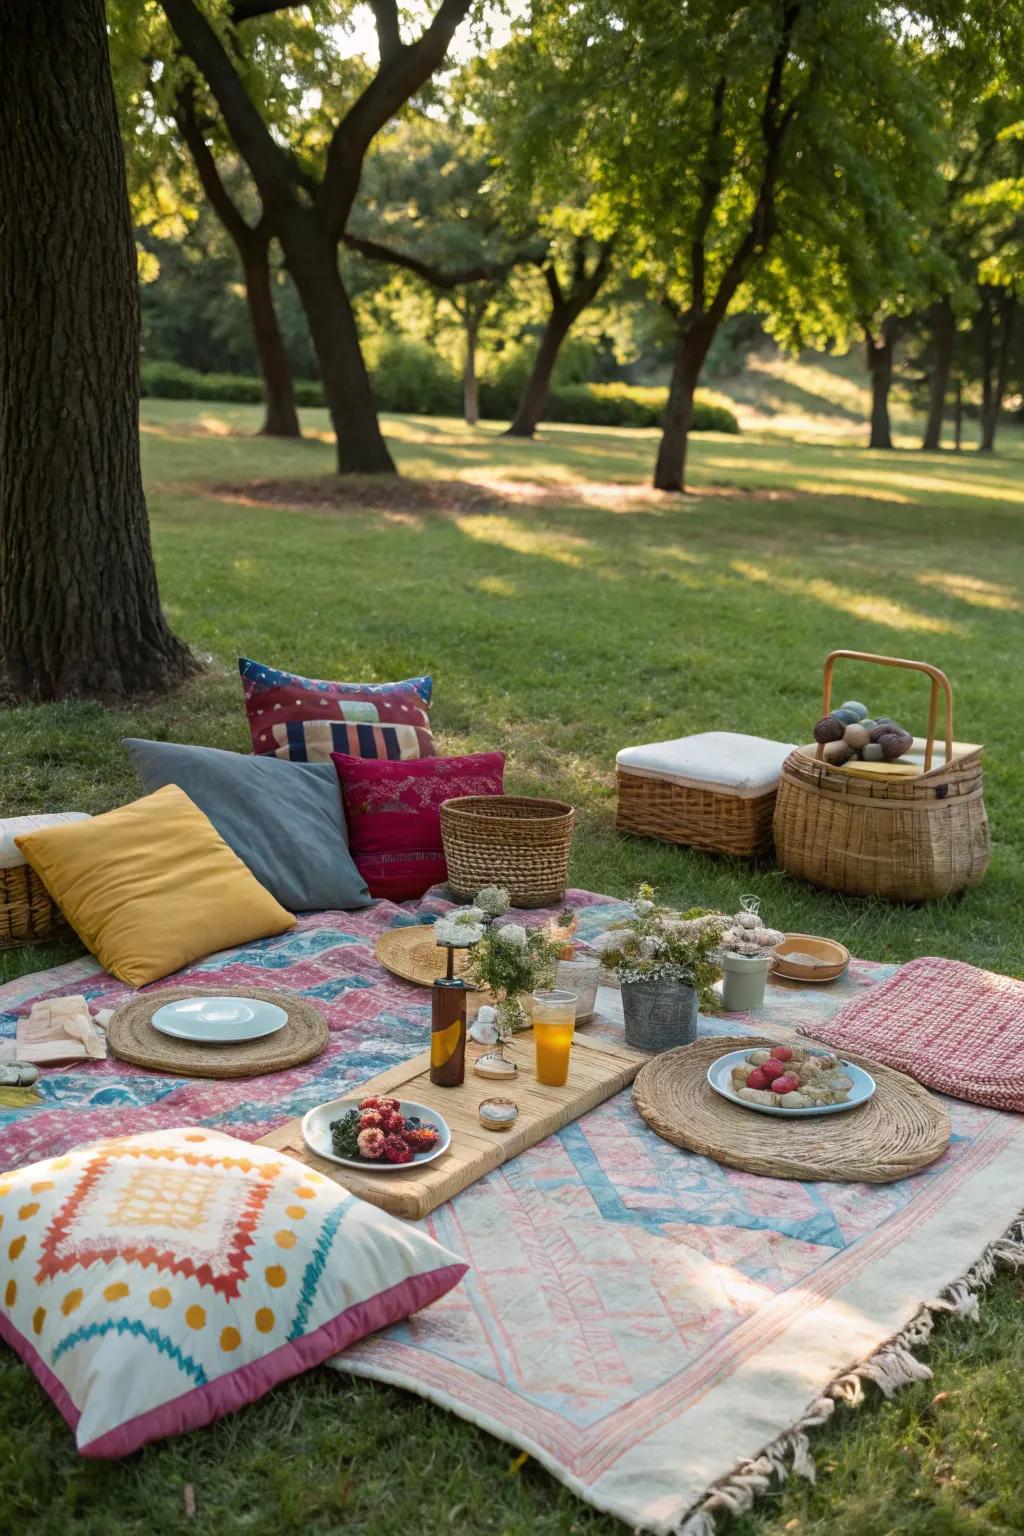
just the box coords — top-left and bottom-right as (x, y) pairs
(258, 1030), (647, 1220)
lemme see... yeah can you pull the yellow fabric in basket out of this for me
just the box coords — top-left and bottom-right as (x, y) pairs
(15, 786), (295, 986)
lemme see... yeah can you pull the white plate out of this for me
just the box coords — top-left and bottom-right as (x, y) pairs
(150, 996), (288, 1045)
(707, 1047), (875, 1118)
(302, 1097), (451, 1173)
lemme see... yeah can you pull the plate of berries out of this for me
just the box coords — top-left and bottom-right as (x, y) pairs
(302, 1095), (451, 1171)
(707, 1044), (875, 1117)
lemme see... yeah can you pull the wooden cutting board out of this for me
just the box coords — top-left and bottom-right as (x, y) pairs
(258, 1030), (647, 1220)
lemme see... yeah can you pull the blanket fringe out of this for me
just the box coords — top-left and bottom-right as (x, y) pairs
(675, 1213), (1024, 1536)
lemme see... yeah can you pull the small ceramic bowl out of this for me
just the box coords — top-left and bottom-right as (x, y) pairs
(771, 934), (850, 983)
(478, 1097), (519, 1131)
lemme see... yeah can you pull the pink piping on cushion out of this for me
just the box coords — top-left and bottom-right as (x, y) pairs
(0, 1307), (82, 1432)
(79, 1262), (468, 1458)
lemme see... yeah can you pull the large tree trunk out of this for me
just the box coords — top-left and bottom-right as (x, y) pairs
(978, 287), (1017, 454)
(0, 0), (191, 700)
(241, 239), (301, 439)
(463, 310), (481, 426)
(653, 317), (715, 492)
(921, 297), (954, 451)
(865, 318), (898, 450)
(505, 307), (574, 439)
(282, 218), (395, 474)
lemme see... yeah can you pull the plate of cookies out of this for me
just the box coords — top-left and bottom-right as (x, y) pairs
(707, 1043), (875, 1117)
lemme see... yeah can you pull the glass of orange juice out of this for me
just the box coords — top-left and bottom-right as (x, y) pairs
(532, 989), (578, 1087)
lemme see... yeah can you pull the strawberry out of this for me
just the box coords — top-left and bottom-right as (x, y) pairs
(746, 1068), (770, 1090)
(383, 1135), (413, 1165)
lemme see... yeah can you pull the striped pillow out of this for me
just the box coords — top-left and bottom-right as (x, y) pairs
(271, 720), (436, 764)
(240, 657), (431, 755)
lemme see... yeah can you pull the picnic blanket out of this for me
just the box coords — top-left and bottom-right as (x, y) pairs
(2, 893), (1023, 1534)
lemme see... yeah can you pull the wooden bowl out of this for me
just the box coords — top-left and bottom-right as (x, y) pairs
(772, 933), (850, 983)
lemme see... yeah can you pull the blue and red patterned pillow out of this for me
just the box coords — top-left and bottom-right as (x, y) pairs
(269, 720), (436, 764)
(240, 657), (433, 759)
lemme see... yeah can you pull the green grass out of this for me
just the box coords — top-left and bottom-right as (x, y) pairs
(1, 400), (1023, 1534)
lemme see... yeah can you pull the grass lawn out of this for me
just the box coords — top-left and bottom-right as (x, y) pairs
(1, 400), (1022, 1534)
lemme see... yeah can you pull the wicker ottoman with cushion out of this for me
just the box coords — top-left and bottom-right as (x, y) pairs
(615, 732), (795, 858)
(0, 813), (90, 948)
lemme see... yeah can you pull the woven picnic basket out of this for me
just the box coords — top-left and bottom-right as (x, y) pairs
(0, 815), (82, 948)
(439, 795), (574, 908)
(773, 651), (989, 902)
(615, 774), (777, 857)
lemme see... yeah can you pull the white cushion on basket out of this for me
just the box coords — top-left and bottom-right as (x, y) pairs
(616, 732), (795, 798)
(0, 813), (91, 870)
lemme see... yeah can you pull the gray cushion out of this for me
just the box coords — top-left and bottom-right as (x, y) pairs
(123, 738), (371, 913)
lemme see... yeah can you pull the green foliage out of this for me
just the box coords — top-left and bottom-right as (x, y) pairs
(139, 360), (740, 433)
(600, 886), (726, 1008)
(462, 925), (560, 1006)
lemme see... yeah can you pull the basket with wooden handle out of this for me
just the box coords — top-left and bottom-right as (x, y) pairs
(773, 650), (989, 901)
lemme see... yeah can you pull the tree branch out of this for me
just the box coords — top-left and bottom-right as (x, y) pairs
(320, 0), (474, 238)
(343, 232), (533, 290)
(231, 1), (298, 21)
(369, 0), (403, 65)
(691, 75), (728, 314)
(174, 85), (255, 250)
(160, 0), (299, 209)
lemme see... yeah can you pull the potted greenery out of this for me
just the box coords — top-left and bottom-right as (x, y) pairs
(718, 898), (785, 1012)
(601, 884), (726, 1052)
(463, 917), (561, 1053)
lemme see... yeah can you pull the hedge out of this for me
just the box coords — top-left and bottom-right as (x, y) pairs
(140, 358), (740, 435)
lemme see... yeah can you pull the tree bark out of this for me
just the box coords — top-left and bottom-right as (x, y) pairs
(921, 297), (954, 451)
(463, 309), (481, 426)
(505, 242), (615, 439)
(241, 236), (301, 438)
(282, 214), (396, 473)
(865, 317), (898, 450)
(653, 318), (715, 493)
(978, 286), (1017, 454)
(175, 90), (300, 439)
(0, 0), (192, 700)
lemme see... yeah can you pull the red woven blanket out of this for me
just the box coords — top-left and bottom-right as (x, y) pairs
(800, 955), (1024, 1113)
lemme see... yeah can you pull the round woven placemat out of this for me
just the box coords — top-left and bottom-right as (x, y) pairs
(633, 1035), (950, 1184)
(376, 925), (489, 1000)
(107, 987), (329, 1079)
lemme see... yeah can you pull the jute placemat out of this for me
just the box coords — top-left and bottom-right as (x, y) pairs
(106, 987), (329, 1079)
(376, 925), (488, 1000)
(633, 1035), (950, 1184)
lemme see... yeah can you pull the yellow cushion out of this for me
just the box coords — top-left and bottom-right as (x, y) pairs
(15, 785), (295, 986)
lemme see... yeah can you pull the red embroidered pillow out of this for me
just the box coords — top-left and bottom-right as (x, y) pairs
(332, 752), (505, 901)
(239, 657), (432, 756)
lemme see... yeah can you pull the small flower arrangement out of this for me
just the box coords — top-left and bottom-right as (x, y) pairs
(600, 883), (727, 1011)
(433, 906), (487, 948)
(463, 915), (561, 1044)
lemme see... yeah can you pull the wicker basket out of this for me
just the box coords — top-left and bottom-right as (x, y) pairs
(616, 772), (777, 857)
(0, 862), (66, 949)
(440, 796), (574, 909)
(772, 650), (990, 902)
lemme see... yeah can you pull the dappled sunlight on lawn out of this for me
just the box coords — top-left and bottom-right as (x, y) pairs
(916, 571), (1021, 612)
(454, 513), (594, 567)
(731, 560), (965, 636)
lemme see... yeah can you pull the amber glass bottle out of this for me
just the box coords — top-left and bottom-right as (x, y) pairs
(430, 978), (468, 1087)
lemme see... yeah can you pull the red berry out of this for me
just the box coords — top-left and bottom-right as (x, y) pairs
(381, 1110), (406, 1134)
(381, 1098), (402, 1112)
(746, 1069), (770, 1090)
(403, 1126), (440, 1154)
(359, 1096), (384, 1111)
(382, 1135), (413, 1165)
(762, 1060), (786, 1083)
(359, 1109), (383, 1129)
(773, 1046), (793, 1062)
(773, 1074), (800, 1094)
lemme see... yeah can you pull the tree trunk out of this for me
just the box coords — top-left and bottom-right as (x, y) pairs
(0, 0), (192, 700)
(978, 287), (1017, 454)
(281, 216), (395, 474)
(241, 240), (301, 438)
(865, 318), (897, 450)
(953, 376), (963, 452)
(463, 311), (481, 426)
(921, 297), (954, 451)
(505, 306), (574, 439)
(653, 317), (715, 492)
